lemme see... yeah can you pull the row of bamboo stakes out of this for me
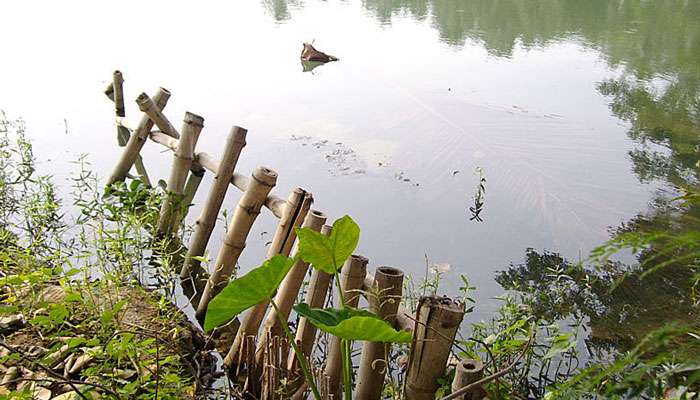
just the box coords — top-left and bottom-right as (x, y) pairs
(104, 71), (485, 400)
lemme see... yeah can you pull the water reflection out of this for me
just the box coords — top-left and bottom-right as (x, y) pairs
(268, 0), (700, 358)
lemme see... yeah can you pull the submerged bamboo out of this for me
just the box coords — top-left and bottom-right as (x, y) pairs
(181, 127), (248, 281)
(325, 254), (369, 399)
(195, 166), (278, 321)
(107, 87), (170, 185)
(355, 266), (405, 400)
(451, 359), (485, 400)
(405, 296), (465, 400)
(255, 209), (327, 364)
(224, 188), (311, 370)
(290, 224), (333, 371)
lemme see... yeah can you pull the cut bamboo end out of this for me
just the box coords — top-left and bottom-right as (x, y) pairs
(405, 296), (465, 400)
(451, 359), (485, 400)
(181, 126), (249, 280)
(137, 92), (181, 140)
(195, 165), (279, 322)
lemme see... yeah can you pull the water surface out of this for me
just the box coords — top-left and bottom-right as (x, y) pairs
(1, 0), (698, 322)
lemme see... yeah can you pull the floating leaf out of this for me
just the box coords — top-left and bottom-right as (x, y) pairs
(204, 255), (294, 332)
(293, 303), (411, 343)
(296, 215), (360, 274)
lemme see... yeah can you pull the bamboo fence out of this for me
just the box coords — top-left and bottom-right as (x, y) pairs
(105, 71), (480, 400)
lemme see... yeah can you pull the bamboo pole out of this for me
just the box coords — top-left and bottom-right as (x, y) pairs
(289, 224), (333, 371)
(106, 73), (152, 186)
(404, 296), (465, 400)
(325, 254), (369, 399)
(354, 266), (405, 400)
(175, 164), (206, 227)
(107, 87), (170, 185)
(113, 71), (125, 118)
(451, 359), (485, 400)
(224, 188), (311, 370)
(255, 209), (327, 363)
(363, 274), (415, 333)
(194, 166), (279, 321)
(149, 131), (288, 218)
(142, 99), (204, 235)
(180, 126), (248, 281)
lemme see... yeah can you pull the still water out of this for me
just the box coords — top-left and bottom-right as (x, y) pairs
(1, 0), (698, 322)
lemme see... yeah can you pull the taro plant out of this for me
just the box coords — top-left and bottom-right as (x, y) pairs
(204, 215), (411, 400)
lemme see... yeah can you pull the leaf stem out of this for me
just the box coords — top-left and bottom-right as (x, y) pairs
(270, 299), (322, 400)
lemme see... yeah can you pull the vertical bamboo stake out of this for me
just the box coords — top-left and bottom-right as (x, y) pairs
(451, 359), (485, 400)
(113, 71), (125, 118)
(224, 188), (312, 369)
(405, 296), (465, 400)
(354, 266), (405, 400)
(107, 87), (170, 185)
(255, 210), (327, 365)
(180, 127), (248, 280)
(290, 224), (333, 371)
(325, 254), (368, 399)
(194, 166), (278, 320)
(175, 164), (205, 228)
(149, 108), (204, 235)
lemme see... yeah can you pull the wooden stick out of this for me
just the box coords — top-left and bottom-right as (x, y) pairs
(404, 296), (465, 400)
(224, 188), (311, 370)
(355, 266), (405, 400)
(255, 209), (327, 363)
(289, 224), (333, 371)
(194, 166), (278, 321)
(149, 131), (288, 218)
(181, 126), (248, 281)
(450, 359), (485, 400)
(107, 87), (170, 185)
(325, 254), (368, 399)
(363, 274), (415, 333)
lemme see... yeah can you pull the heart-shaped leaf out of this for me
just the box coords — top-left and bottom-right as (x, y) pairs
(204, 255), (295, 332)
(293, 303), (411, 343)
(296, 215), (360, 274)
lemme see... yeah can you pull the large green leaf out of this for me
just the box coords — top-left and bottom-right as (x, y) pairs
(296, 215), (360, 274)
(204, 255), (295, 332)
(293, 303), (411, 343)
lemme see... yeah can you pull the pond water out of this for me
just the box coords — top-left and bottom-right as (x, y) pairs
(1, 0), (698, 325)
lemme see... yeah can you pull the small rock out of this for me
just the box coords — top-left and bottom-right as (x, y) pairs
(0, 314), (26, 334)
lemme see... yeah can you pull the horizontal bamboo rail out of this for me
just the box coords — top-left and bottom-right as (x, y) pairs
(148, 131), (287, 218)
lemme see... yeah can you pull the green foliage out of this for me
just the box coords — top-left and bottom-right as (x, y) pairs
(203, 255), (295, 332)
(296, 215), (360, 274)
(294, 303), (412, 343)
